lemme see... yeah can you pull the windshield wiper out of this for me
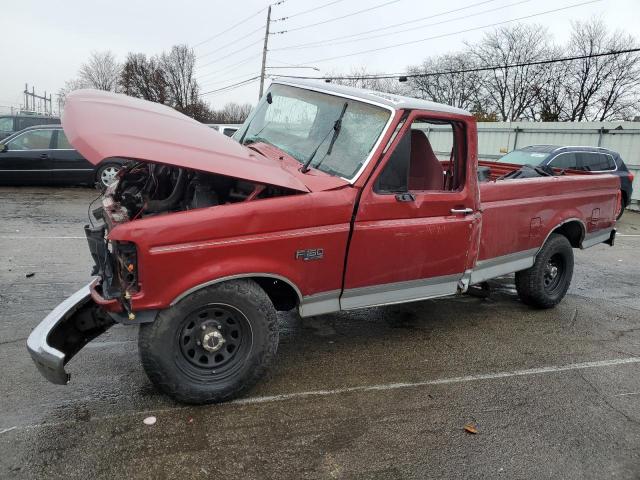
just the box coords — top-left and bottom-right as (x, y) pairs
(301, 102), (348, 173)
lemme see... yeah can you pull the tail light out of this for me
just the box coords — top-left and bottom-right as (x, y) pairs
(629, 171), (635, 183)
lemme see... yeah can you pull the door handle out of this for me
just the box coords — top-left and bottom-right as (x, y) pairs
(40, 153), (49, 159)
(450, 207), (473, 215)
(395, 193), (415, 202)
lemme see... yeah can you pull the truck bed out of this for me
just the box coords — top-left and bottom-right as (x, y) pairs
(471, 161), (619, 284)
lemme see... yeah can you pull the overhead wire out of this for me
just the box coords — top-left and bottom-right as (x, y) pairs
(273, 0), (348, 22)
(271, 48), (640, 81)
(196, 53), (262, 80)
(292, 0), (604, 65)
(272, 0), (499, 50)
(192, 6), (269, 48)
(273, 0), (532, 52)
(197, 25), (265, 60)
(272, 0), (404, 34)
(199, 76), (261, 97)
(199, 38), (264, 68)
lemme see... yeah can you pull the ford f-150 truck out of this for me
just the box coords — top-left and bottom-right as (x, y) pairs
(27, 80), (619, 404)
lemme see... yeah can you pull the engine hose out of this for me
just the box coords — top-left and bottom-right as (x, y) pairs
(145, 169), (187, 212)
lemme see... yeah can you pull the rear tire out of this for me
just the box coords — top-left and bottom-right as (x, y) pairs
(138, 279), (278, 404)
(515, 233), (574, 309)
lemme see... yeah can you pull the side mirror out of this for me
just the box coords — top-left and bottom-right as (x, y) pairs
(0, 144), (7, 153)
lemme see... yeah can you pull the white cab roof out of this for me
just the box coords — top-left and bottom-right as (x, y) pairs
(272, 78), (472, 117)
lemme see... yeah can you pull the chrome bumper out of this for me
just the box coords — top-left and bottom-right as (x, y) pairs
(27, 283), (97, 385)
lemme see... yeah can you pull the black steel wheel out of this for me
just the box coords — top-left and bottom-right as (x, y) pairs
(516, 233), (574, 309)
(177, 303), (251, 378)
(139, 279), (279, 404)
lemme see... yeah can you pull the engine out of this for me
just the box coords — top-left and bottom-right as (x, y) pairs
(100, 161), (295, 221)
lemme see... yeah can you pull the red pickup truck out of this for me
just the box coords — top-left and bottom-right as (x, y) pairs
(27, 81), (619, 404)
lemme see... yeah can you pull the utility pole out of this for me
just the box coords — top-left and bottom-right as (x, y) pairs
(258, 5), (272, 100)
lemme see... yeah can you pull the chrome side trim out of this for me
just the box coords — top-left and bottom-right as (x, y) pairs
(470, 248), (537, 285)
(581, 228), (614, 249)
(299, 290), (341, 317)
(26, 282), (93, 385)
(170, 273), (303, 306)
(341, 274), (461, 310)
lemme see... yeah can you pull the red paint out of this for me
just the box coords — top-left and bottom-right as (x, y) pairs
(78, 97), (618, 313)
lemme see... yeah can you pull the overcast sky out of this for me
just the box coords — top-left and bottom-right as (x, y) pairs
(2, 0), (639, 113)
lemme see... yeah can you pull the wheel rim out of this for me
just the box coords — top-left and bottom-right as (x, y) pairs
(543, 253), (566, 294)
(100, 166), (120, 187)
(176, 303), (252, 381)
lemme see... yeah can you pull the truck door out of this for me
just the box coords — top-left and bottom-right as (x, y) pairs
(342, 112), (480, 310)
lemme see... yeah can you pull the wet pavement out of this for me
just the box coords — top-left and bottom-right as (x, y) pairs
(1, 186), (639, 479)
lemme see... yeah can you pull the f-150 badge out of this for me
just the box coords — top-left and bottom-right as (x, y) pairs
(295, 248), (324, 261)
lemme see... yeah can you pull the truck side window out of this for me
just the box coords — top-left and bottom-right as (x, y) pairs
(375, 119), (464, 194)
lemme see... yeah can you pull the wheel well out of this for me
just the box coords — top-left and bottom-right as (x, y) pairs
(252, 277), (300, 312)
(551, 220), (584, 248)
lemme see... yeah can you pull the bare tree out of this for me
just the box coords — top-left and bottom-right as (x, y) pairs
(405, 52), (484, 112)
(78, 51), (121, 91)
(120, 53), (168, 104)
(161, 45), (198, 111)
(565, 19), (640, 121)
(468, 24), (551, 121)
(209, 103), (253, 123)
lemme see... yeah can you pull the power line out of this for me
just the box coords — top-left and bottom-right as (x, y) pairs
(272, 0), (403, 34)
(197, 25), (264, 60)
(273, 0), (530, 52)
(199, 76), (261, 97)
(271, 0), (499, 51)
(199, 38), (264, 69)
(272, 48), (640, 81)
(294, 0), (604, 65)
(196, 53), (262, 80)
(193, 6), (269, 48)
(200, 71), (262, 89)
(273, 0), (348, 22)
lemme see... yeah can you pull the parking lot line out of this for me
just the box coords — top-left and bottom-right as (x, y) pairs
(231, 356), (640, 405)
(0, 236), (85, 240)
(2, 356), (638, 435)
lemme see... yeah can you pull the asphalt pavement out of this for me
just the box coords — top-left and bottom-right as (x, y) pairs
(1, 186), (639, 479)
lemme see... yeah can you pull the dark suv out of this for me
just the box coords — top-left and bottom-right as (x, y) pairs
(0, 114), (60, 140)
(499, 145), (634, 218)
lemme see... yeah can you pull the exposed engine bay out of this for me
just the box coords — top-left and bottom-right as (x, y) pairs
(96, 161), (297, 223)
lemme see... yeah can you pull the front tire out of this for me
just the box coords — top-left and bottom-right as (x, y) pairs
(138, 279), (278, 404)
(515, 233), (574, 309)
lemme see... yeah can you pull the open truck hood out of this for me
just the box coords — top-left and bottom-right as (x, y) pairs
(61, 89), (310, 192)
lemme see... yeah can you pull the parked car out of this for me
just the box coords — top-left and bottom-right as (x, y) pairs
(498, 145), (634, 219)
(0, 125), (125, 189)
(0, 114), (60, 140)
(28, 84), (619, 404)
(206, 124), (240, 137)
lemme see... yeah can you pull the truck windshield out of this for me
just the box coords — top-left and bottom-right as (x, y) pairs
(498, 150), (550, 165)
(236, 84), (391, 180)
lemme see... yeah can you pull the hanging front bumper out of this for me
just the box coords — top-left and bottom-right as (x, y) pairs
(26, 282), (114, 385)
